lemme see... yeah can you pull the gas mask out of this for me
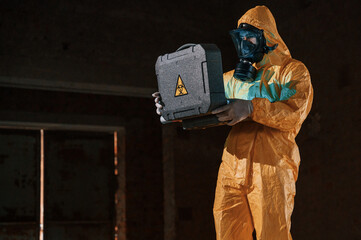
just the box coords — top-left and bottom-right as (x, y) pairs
(229, 23), (278, 82)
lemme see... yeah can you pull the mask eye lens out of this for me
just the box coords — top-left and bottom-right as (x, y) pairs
(247, 36), (257, 45)
(238, 32), (258, 45)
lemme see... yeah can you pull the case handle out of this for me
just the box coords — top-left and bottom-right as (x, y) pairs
(176, 43), (197, 52)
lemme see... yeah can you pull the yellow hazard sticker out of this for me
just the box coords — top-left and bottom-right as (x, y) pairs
(175, 75), (188, 97)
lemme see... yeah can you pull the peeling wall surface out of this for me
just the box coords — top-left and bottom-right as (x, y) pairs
(0, 0), (360, 239)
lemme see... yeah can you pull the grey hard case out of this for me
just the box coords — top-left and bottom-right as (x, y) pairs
(155, 43), (227, 126)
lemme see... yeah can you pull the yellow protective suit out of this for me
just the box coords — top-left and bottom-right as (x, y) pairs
(213, 6), (313, 240)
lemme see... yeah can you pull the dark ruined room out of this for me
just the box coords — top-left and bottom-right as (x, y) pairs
(0, 0), (360, 240)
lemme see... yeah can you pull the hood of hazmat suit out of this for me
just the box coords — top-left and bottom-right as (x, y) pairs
(213, 6), (313, 240)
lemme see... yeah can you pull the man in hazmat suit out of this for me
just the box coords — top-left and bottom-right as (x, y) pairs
(153, 5), (313, 240)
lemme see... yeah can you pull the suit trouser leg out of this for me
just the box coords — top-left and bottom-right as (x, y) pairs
(247, 162), (295, 240)
(213, 162), (254, 240)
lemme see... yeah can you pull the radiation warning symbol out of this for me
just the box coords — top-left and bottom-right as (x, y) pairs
(174, 75), (188, 97)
